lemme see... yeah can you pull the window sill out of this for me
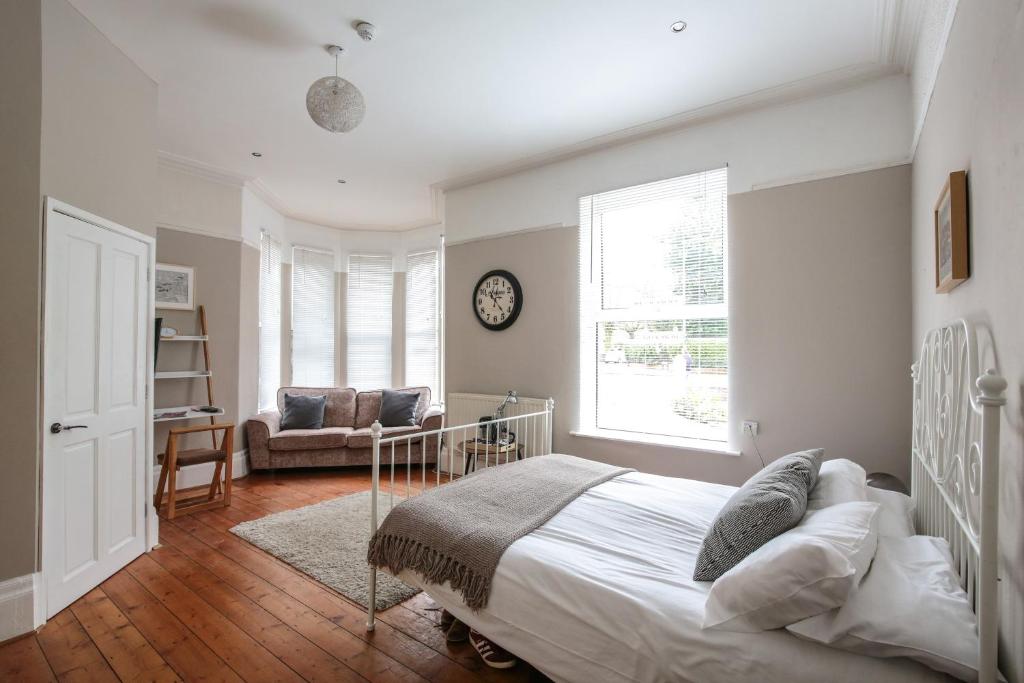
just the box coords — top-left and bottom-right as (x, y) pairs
(569, 429), (741, 456)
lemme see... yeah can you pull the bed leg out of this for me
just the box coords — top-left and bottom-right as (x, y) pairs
(367, 565), (377, 631)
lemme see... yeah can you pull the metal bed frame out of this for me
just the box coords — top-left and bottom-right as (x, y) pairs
(365, 398), (555, 631)
(363, 318), (1005, 680)
(911, 320), (1005, 682)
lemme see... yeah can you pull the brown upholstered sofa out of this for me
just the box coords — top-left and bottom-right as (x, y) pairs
(246, 386), (443, 470)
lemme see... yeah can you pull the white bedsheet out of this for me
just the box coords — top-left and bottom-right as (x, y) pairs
(399, 470), (949, 683)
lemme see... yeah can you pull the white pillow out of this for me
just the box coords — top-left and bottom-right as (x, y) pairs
(865, 486), (915, 537)
(786, 535), (979, 682)
(807, 458), (867, 509)
(702, 501), (880, 632)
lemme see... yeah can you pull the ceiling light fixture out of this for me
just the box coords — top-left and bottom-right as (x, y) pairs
(306, 44), (365, 133)
(251, 152), (262, 157)
(671, 20), (687, 33)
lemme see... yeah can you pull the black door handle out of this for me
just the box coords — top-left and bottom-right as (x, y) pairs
(50, 422), (88, 434)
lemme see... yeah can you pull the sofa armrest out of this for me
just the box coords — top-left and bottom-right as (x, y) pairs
(246, 411), (281, 469)
(419, 407), (444, 430)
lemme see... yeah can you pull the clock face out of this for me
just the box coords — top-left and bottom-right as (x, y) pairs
(473, 270), (522, 330)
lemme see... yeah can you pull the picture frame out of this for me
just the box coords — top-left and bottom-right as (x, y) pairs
(155, 262), (195, 310)
(934, 170), (969, 293)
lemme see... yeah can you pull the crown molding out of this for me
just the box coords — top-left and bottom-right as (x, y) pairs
(246, 177), (292, 218)
(875, 0), (928, 72)
(157, 150), (250, 188)
(436, 63), (901, 194)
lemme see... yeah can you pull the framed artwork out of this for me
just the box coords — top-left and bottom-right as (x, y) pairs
(155, 263), (195, 310)
(934, 170), (969, 293)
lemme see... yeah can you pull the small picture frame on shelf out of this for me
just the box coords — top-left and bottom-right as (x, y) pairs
(934, 170), (969, 293)
(155, 263), (195, 310)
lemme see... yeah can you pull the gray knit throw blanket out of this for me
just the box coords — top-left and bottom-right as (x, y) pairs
(366, 453), (633, 609)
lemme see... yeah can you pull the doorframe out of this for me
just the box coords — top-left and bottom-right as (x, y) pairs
(39, 197), (156, 621)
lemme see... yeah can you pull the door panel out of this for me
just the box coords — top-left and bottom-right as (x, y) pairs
(44, 207), (149, 617)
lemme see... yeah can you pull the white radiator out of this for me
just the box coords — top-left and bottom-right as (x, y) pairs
(441, 392), (551, 472)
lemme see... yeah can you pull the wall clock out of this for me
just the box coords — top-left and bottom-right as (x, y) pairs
(473, 269), (523, 331)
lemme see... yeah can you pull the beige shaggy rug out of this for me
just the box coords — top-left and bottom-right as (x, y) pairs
(230, 491), (420, 610)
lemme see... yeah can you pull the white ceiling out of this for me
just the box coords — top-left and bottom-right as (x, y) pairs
(68, 1), (919, 231)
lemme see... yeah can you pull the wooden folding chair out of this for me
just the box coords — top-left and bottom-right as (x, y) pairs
(153, 422), (234, 519)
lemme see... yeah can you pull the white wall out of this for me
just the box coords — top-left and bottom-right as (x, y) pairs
(446, 74), (911, 244)
(910, 0), (1024, 679)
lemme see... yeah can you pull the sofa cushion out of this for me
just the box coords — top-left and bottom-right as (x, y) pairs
(269, 427), (353, 451)
(280, 393), (326, 430)
(347, 425), (422, 449)
(379, 389), (420, 427)
(355, 387), (430, 428)
(277, 387), (357, 428)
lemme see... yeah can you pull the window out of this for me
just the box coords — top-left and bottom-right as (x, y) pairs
(291, 246), (335, 386)
(347, 254), (393, 390)
(405, 250), (440, 399)
(258, 232), (282, 411)
(579, 167), (728, 443)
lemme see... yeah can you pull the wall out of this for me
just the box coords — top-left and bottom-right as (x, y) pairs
(446, 166), (912, 484)
(0, 0), (43, 587)
(445, 74), (912, 244)
(910, 0), (1024, 679)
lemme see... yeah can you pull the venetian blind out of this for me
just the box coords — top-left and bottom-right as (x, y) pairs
(347, 254), (393, 390)
(291, 246), (336, 386)
(258, 232), (282, 411)
(405, 250), (440, 400)
(579, 167), (728, 442)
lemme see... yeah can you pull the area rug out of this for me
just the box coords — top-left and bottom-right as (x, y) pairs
(230, 491), (420, 610)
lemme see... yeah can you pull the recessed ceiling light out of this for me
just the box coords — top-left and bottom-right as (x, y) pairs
(251, 152), (262, 157)
(670, 20), (687, 33)
(337, 179), (347, 184)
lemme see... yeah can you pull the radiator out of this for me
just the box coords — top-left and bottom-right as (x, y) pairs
(441, 392), (550, 472)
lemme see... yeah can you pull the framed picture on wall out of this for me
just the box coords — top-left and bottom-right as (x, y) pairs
(155, 263), (195, 310)
(934, 170), (969, 293)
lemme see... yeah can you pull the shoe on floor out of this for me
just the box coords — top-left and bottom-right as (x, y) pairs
(446, 618), (470, 643)
(469, 629), (518, 669)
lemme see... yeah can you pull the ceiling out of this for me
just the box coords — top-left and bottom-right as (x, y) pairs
(68, 1), (919, 231)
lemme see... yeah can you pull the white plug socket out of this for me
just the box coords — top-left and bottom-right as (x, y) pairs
(742, 420), (759, 437)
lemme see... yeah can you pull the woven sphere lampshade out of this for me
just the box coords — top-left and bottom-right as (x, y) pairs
(306, 75), (365, 133)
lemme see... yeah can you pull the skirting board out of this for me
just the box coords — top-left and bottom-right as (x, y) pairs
(0, 573), (43, 643)
(152, 449), (249, 493)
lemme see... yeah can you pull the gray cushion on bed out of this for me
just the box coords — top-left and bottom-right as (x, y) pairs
(693, 448), (823, 582)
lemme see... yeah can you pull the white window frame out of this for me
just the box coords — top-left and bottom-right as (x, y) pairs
(347, 252), (394, 391)
(404, 249), (441, 401)
(258, 231), (282, 412)
(576, 168), (733, 452)
(290, 245), (336, 387)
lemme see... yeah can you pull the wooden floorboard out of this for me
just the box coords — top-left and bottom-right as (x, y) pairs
(0, 466), (548, 681)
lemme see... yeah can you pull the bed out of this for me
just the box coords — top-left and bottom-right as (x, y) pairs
(365, 320), (1006, 682)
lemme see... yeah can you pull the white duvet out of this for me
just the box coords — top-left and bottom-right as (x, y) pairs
(399, 471), (949, 683)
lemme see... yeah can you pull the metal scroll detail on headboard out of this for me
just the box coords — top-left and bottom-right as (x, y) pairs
(910, 320), (1006, 683)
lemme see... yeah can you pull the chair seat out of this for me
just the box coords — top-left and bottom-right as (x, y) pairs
(158, 447), (226, 467)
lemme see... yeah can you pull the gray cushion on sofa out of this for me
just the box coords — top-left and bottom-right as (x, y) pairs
(379, 389), (420, 427)
(280, 393), (327, 430)
(693, 448), (823, 582)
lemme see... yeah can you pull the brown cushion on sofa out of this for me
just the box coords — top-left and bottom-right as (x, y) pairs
(355, 387), (431, 428)
(277, 387), (357, 427)
(346, 425), (422, 449)
(269, 427), (353, 451)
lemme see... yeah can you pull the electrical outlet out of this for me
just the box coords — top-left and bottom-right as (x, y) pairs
(742, 420), (759, 437)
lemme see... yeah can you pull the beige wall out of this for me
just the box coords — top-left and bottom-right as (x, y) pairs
(0, 0), (43, 584)
(910, 0), (1024, 678)
(446, 165), (912, 485)
(0, 0), (157, 585)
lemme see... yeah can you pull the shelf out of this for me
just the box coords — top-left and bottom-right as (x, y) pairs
(153, 406), (225, 423)
(160, 335), (208, 342)
(155, 370), (212, 379)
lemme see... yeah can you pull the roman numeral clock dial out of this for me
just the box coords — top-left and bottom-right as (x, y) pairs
(473, 269), (523, 331)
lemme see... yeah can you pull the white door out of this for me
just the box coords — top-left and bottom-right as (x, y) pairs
(43, 204), (150, 617)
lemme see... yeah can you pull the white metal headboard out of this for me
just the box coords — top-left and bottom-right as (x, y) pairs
(911, 320), (1006, 682)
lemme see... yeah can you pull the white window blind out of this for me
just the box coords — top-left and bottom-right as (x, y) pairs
(347, 254), (393, 390)
(258, 232), (282, 411)
(579, 167), (728, 442)
(291, 246), (336, 387)
(405, 250), (440, 400)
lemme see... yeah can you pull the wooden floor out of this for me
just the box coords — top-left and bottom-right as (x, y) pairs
(0, 467), (550, 682)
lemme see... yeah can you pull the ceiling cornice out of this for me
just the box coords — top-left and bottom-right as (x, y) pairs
(875, 0), (928, 72)
(157, 150), (250, 188)
(436, 63), (901, 194)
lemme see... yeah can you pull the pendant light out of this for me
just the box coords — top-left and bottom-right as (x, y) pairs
(306, 45), (365, 133)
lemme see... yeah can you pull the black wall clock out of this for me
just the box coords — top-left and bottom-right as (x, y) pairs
(473, 269), (522, 330)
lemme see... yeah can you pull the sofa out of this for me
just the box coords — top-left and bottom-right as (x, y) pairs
(246, 386), (443, 470)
